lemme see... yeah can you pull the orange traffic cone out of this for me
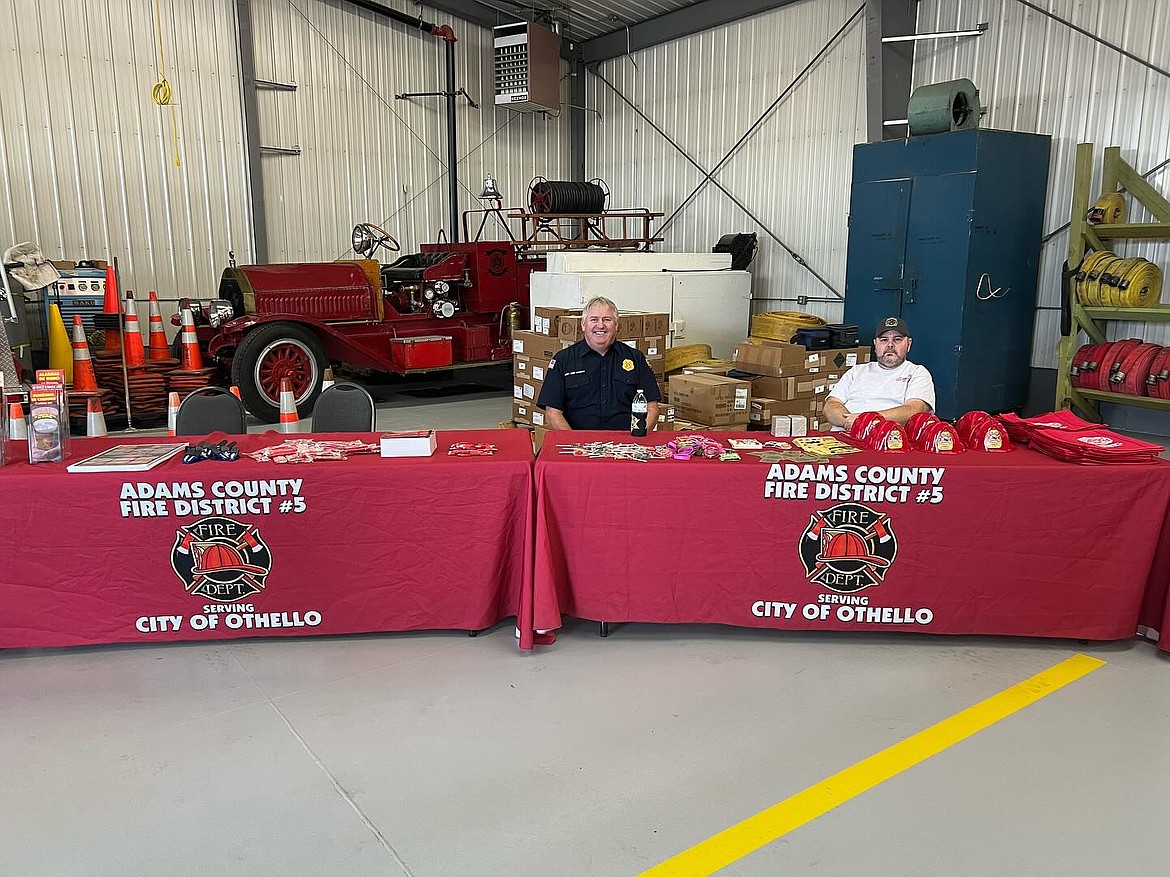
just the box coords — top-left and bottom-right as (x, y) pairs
(229, 385), (242, 400)
(122, 292), (147, 368)
(167, 391), (180, 437)
(321, 367), (335, 392)
(71, 316), (100, 392)
(7, 403), (27, 440)
(103, 294), (122, 354)
(86, 397), (108, 437)
(178, 307), (204, 371)
(278, 378), (301, 433)
(103, 265), (120, 314)
(147, 292), (170, 361)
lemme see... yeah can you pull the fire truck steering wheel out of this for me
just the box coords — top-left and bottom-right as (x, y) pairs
(351, 223), (401, 258)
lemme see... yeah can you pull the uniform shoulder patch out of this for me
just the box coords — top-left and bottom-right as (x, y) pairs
(549, 358), (556, 369)
(622, 358), (634, 372)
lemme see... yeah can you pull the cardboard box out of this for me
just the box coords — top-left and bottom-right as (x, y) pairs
(767, 397), (822, 417)
(637, 336), (667, 357)
(733, 341), (873, 377)
(680, 359), (735, 378)
(512, 400), (546, 427)
(646, 355), (665, 376)
(533, 307), (580, 336)
(750, 375), (832, 402)
(749, 397), (780, 425)
(800, 347), (871, 374)
(652, 404), (676, 429)
(643, 313), (669, 336)
(512, 331), (562, 361)
(617, 313), (645, 339)
(533, 425), (551, 452)
(668, 374), (751, 427)
(513, 378), (545, 403)
(558, 320), (584, 342)
(514, 354), (552, 383)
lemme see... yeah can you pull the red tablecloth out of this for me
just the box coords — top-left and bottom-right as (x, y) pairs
(0, 430), (533, 649)
(529, 431), (1170, 648)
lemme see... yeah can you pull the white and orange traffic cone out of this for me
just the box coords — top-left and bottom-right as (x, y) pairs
(167, 391), (180, 437)
(8, 403), (27, 440)
(71, 316), (100, 392)
(122, 292), (147, 369)
(86, 397), (108, 437)
(321, 367), (335, 393)
(278, 378), (301, 433)
(229, 385), (242, 400)
(177, 307), (204, 371)
(146, 292), (170, 361)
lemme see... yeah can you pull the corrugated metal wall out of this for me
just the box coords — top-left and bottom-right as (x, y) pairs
(252, 0), (569, 262)
(0, 0), (566, 309)
(914, 0), (1170, 367)
(0, 0), (251, 303)
(586, 0), (868, 323)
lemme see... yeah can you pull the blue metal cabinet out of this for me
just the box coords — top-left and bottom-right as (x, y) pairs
(843, 129), (1051, 419)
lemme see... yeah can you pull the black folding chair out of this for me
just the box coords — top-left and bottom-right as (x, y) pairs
(175, 386), (247, 436)
(312, 381), (376, 432)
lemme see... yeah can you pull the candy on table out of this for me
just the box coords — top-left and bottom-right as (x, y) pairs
(448, 442), (497, 456)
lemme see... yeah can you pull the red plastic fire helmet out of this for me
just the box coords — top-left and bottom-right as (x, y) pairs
(849, 411), (885, 442)
(916, 420), (964, 453)
(905, 412), (940, 445)
(965, 419), (1014, 452)
(866, 420), (909, 452)
(955, 410), (996, 444)
(815, 530), (891, 567)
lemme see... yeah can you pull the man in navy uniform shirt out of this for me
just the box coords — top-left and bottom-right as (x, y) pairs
(538, 296), (661, 430)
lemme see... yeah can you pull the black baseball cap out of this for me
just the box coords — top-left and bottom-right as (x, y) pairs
(875, 316), (910, 338)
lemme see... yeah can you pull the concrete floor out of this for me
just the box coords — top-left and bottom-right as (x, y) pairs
(4, 374), (1170, 876)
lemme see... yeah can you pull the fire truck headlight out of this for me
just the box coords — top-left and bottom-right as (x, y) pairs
(423, 286), (435, 301)
(207, 299), (235, 328)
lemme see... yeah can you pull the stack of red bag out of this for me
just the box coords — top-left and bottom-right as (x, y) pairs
(1027, 427), (1164, 464)
(996, 410), (1098, 446)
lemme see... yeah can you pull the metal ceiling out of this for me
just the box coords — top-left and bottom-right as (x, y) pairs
(416, 0), (804, 60)
(441, 0), (703, 42)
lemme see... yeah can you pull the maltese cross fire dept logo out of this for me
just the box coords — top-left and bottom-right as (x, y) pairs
(171, 516), (273, 602)
(798, 503), (898, 593)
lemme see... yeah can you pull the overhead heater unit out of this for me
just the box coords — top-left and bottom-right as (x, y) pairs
(493, 22), (560, 113)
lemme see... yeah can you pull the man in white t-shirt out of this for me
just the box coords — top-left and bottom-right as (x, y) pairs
(823, 316), (935, 431)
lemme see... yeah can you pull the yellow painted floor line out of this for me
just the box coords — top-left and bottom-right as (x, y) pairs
(638, 654), (1106, 877)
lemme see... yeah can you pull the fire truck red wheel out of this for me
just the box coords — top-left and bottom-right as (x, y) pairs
(231, 322), (327, 423)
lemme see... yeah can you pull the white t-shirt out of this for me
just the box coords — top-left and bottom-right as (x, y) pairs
(827, 360), (936, 414)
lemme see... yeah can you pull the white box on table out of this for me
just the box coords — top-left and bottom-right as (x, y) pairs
(380, 430), (437, 458)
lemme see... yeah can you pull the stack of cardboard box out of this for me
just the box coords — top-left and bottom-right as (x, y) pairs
(730, 340), (871, 433)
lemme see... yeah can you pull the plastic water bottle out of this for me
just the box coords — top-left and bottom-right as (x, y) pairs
(631, 389), (648, 437)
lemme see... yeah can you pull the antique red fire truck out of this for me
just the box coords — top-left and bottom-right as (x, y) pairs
(179, 188), (661, 423)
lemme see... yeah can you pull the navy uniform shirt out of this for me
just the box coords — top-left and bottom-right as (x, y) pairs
(537, 339), (662, 430)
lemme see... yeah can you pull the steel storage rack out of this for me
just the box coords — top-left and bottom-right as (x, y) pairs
(1056, 143), (1170, 419)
